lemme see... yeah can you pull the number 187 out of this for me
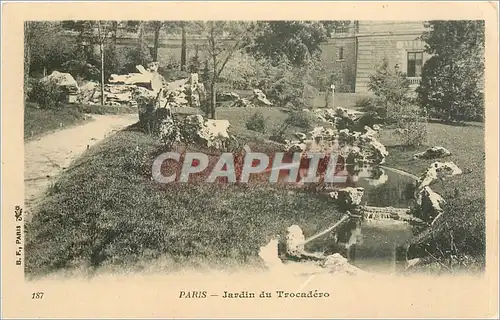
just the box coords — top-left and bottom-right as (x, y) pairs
(31, 292), (44, 299)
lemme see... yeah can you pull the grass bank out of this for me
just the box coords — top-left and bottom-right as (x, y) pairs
(379, 121), (485, 270)
(25, 124), (344, 278)
(24, 102), (137, 141)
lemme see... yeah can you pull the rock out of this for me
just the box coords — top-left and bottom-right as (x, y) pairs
(329, 187), (365, 206)
(78, 81), (99, 104)
(109, 64), (165, 93)
(285, 225), (306, 257)
(294, 132), (307, 142)
(42, 71), (79, 95)
(413, 146), (452, 160)
(360, 134), (388, 164)
(406, 258), (421, 269)
(321, 253), (367, 275)
(217, 92), (240, 102)
(231, 98), (254, 108)
(258, 237), (283, 269)
(418, 161), (463, 189)
(416, 186), (446, 221)
(363, 125), (378, 138)
(252, 89), (272, 106)
(181, 115), (231, 149)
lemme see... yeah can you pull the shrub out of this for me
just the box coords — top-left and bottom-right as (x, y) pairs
(393, 102), (428, 147)
(368, 58), (411, 105)
(285, 109), (314, 130)
(28, 79), (65, 110)
(245, 112), (266, 133)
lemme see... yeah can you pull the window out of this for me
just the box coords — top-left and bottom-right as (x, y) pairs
(338, 47), (344, 60)
(407, 52), (423, 77)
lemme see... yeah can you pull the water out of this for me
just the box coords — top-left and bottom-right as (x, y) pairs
(310, 167), (418, 274)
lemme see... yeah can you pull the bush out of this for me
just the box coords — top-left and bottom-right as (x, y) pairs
(28, 79), (65, 110)
(245, 112), (266, 133)
(285, 109), (314, 130)
(368, 58), (411, 105)
(393, 102), (428, 147)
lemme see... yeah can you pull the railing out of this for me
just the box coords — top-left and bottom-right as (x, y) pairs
(407, 77), (422, 86)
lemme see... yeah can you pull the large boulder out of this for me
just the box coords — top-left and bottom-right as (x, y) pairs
(78, 81), (99, 104)
(416, 186), (446, 222)
(321, 253), (367, 275)
(251, 89), (272, 106)
(413, 146), (452, 160)
(258, 237), (283, 269)
(110, 64), (165, 93)
(329, 187), (365, 207)
(217, 91), (240, 102)
(42, 71), (79, 95)
(418, 161), (463, 189)
(231, 98), (254, 108)
(285, 225), (306, 257)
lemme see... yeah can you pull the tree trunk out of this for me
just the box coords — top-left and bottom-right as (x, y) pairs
(100, 42), (105, 106)
(24, 22), (31, 101)
(181, 25), (187, 71)
(210, 80), (216, 119)
(153, 26), (160, 62)
(112, 21), (118, 47)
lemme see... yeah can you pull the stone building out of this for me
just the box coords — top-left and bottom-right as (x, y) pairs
(320, 20), (431, 93)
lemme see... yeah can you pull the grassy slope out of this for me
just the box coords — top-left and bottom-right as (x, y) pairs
(25, 125), (344, 277)
(24, 103), (89, 140)
(24, 103), (137, 141)
(379, 121), (485, 267)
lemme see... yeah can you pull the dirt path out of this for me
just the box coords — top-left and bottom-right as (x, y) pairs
(24, 113), (138, 221)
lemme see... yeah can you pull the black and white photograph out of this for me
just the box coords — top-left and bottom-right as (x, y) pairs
(2, 2), (498, 319)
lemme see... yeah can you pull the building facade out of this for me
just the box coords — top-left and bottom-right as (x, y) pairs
(320, 20), (431, 93)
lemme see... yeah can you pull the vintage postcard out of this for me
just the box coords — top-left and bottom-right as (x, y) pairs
(1, 1), (499, 318)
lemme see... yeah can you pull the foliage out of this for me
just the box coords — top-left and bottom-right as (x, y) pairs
(368, 58), (411, 108)
(187, 45), (202, 73)
(246, 21), (331, 67)
(391, 101), (428, 147)
(192, 21), (255, 119)
(27, 79), (66, 110)
(25, 22), (80, 77)
(417, 21), (485, 122)
(245, 111), (266, 133)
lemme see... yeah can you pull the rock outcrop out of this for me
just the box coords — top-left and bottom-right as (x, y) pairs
(329, 187), (365, 207)
(413, 146), (452, 160)
(321, 253), (367, 275)
(418, 161), (463, 189)
(230, 89), (272, 108)
(416, 186), (446, 222)
(285, 225), (306, 257)
(41, 71), (79, 102)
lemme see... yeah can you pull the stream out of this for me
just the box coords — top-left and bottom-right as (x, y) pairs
(310, 167), (419, 274)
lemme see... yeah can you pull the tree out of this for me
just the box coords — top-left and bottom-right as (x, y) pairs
(417, 20), (485, 122)
(95, 21), (115, 105)
(62, 20), (115, 105)
(180, 22), (187, 71)
(246, 21), (333, 67)
(193, 21), (255, 119)
(25, 21), (77, 78)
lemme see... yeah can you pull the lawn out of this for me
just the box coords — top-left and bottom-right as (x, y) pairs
(24, 102), (137, 141)
(25, 124), (344, 278)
